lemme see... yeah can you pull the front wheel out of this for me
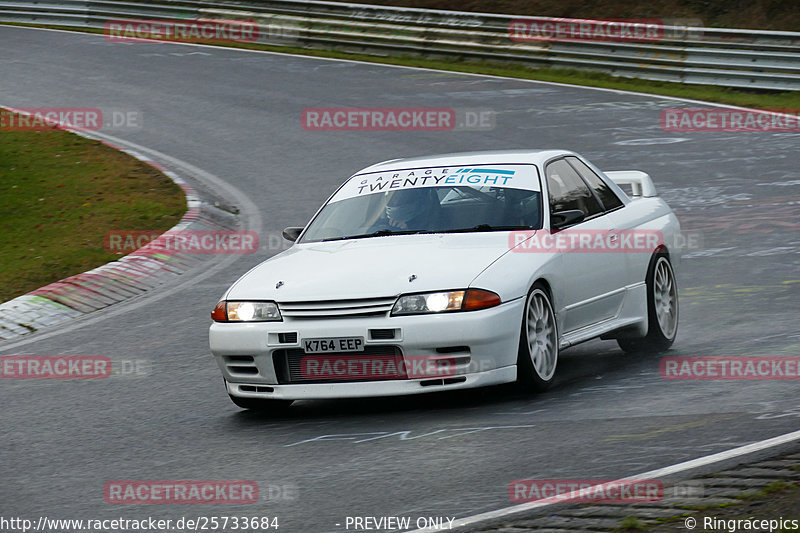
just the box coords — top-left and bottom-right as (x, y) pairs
(517, 284), (558, 391)
(617, 253), (678, 354)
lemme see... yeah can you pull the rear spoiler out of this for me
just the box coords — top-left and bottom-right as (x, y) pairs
(603, 170), (657, 198)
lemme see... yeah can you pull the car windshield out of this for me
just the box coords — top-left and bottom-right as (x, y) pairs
(301, 164), (543, 242)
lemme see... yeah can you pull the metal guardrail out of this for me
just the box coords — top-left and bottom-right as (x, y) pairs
(1, 0), (799, 90)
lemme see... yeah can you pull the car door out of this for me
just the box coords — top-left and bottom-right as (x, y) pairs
(545, 158), (628, 334)
(564, 156), (646, 289)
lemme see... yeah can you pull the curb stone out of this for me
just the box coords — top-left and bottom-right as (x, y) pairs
(0, 111), (240, 341)
(475, 450), (800, 532)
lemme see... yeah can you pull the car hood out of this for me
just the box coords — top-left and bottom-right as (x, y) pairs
(226, 233), (523, 301)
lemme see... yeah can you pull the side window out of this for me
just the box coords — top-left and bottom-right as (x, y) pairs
(545, 159), (603, 220)
(565, 157), (624, 211)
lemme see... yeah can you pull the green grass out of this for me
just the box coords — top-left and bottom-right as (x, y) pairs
(614, 481), (800, 531)
(736, 479), (793, 499)
(679, 502), (735, 510)
(0, 110), (186, 303)
(7, 22), (800, 112)
(616, 516), (649, 531)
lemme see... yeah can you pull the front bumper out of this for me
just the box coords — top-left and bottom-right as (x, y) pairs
(225, 367), (516, 400)
(209, 298), (523, 400)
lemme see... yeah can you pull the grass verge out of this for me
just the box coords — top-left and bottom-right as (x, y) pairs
(0, 109), (186, 303)
(620, 481), (800, 531)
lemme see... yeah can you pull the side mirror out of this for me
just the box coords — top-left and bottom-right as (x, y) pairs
(550, 209), (585, 230)
(282, 227), (303, 242)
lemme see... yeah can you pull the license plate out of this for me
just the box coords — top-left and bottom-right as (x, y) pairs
(303, 337), (364, 354)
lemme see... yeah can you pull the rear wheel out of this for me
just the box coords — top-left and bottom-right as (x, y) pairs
(517, 283), (558, 391)
(617, 253), (678, 354)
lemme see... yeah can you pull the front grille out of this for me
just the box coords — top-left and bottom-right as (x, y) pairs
(277, 297), (396, 319)
(278, 332), (298, 344)
(369, 328), (397, 340)
(273, 346), (404, 384)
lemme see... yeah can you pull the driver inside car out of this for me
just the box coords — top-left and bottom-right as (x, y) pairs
(374, 188), (437, 231)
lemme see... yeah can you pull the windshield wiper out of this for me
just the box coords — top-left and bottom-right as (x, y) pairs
(434, 224), (533, 234)
(321, 229), (423, 242)
(320, 225), (533, 241)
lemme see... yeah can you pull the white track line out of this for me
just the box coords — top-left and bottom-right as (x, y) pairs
(410, 428), (800, 531)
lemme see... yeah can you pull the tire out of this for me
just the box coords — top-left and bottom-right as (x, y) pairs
(517, 283), (558, 391)
(228, 394), (294, 412)
(617, 252), (678, 354)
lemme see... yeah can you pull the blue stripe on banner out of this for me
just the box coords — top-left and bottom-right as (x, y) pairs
(470, 168), (515, 175)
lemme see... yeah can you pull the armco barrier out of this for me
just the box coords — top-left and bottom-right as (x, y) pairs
(1, 0), (798, 89)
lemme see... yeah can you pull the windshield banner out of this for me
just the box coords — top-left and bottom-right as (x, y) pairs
(331, 164), (541, 203)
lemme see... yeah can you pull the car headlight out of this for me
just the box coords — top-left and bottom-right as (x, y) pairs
(211, 301), (282, 322)
(391, 289), (501, 316)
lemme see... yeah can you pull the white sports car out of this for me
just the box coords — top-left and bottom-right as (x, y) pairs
(209, 150), (680, 410)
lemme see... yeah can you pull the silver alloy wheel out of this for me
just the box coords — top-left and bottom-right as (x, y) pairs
(526, 289), (557, 381)
(653, 257), (678, 339)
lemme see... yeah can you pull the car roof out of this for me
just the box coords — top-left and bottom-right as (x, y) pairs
(356, 149), (573, 174)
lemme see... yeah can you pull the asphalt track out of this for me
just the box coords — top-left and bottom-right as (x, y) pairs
(1, 25), (799, 532)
